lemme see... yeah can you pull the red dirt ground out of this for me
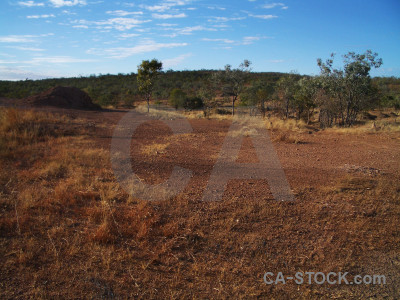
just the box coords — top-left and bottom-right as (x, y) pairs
(1, 102), (400, 298)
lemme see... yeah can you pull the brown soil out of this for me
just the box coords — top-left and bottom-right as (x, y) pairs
(22, 86), (101, 110)
(1, 104), (399, 298)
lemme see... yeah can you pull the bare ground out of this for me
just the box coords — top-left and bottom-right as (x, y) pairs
(1, 103), (399, 298)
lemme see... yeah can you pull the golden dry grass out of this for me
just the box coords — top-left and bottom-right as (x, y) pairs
(0, 108), (399, 298)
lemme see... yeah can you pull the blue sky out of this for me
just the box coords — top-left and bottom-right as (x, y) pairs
(0, 0), (399, 80)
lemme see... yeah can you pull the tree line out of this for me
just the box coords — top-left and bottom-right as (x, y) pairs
(1, 50), (399, 127)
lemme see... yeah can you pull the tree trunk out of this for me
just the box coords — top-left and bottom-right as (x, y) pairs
(232, 96), (235, 116)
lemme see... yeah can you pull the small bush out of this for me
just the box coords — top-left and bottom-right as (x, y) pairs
(184, 97), (203, 110)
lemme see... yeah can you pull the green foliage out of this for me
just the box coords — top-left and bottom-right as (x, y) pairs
(168, 88), (186, 109)
(317, 50), (382, 127)
(215, 60), (252, 115)
(294, 77), (319, 123)
(137, 59), (163, 112)
(276, 73), (301, 118)
(184, 97), (203, 110)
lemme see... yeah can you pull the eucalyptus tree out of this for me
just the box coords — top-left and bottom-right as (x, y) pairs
(137, 59), (163, 113)
(276, 72), (300, 119)
(216, 60), (252, 116)
(317, 50), (382, 126)
(294, 77), (319, 123)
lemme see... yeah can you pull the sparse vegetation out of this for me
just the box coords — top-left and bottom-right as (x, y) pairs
(1, 50), (400, 298)
(1, 107), (399, 298)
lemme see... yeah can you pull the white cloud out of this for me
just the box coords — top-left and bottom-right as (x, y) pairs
(72, 24), (88, 28)
(6, 46), (45, 51)
(106, 10), (143, 16)
(157, 23), (178, 27)
(142, 4), (171, 12)
(208, 16), (246, 22)
(0, 66), (53, 80)
(87, 40), (188, 58)
(202, 36), (266, 46)
(18, 1), (45, 7)
(119, 33), (140, 38)
(49, 0), (86, 7)
(242, 36), (263, 45)
(152, 13), (187, 19)
(141, 0), (192, 12)
(0, 33), (53, 44)
(269, 59), (284, 63)
(179, 25), (215, 34)
(163, 53), (192, 68)
(28, 56), (95, 64)
(202, 38), (234, 44)
(161, 25), (216, 37)
(250, 14), (278, 19)
(0, 60), (19, 64)
(207, 6), (226, 10)
(0, 35), (36, 43)
(262, 2), (288, 9)
(27, 14), (56, 19)
(72, 17), (151, 31)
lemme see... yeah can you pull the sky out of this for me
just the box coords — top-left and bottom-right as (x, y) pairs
(0, 0), (399, 80)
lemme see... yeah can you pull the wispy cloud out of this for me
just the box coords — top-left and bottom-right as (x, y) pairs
(141, 0), (192, 12)
(49, 0), (87, 7)
(6, 46), (45, 51)
(161, 25), (216, 37)
(163, 53), (192, 68)
(269, 59), (284, 63)
(152, 13), (187, 19)
(87, 39), (188, 58)
(118, 33), (140, 38)
(0, 34), (53, 43)
(156, 23), (178, 27)
(0, 66), (54, 80)
(208, 16), (246, 22)
(202, 36), (266, 46)
(72, 25), (88, 29)
(242, 36), (265, 45)
(202, 38), (234, 44)
(262, 2), (288, 9)
(27, 14), (56, 19)
(106, 10), (143, 16)
(249, 14), (278, 19)
(207, 6), (226, 10)
(71, 17), (151, 31)
(18, 1), (44, 7)
(28, 56), (96, 64)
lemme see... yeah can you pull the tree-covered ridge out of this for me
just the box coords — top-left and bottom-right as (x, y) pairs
(0, 70), (286, 107)
(0, 53), (399, 128)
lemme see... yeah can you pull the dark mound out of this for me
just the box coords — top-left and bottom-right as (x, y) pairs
(24, 86), (101, 110)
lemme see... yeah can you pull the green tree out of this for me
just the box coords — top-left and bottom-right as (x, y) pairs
(137, 59), (163, 113)
(317, 50), (382, 126)
(216, 60), (252, 116)
(276, 73), (300, 119)
(168, 88), (186, 109)
(294, 77), (319, 123)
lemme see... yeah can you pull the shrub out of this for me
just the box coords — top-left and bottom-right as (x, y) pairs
(184, 97), (203, 110)
(168, 88), (186, 109)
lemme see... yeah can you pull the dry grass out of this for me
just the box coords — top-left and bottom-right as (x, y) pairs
(134, 105), (185, 120)
(0, 108), (399, 298)
(272, 131), (304, 144)
(264, 116), (307, 132)
(141, 142), (170, 156)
